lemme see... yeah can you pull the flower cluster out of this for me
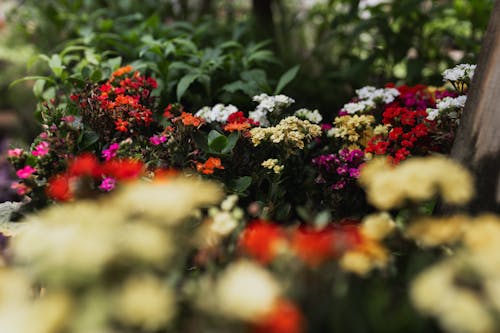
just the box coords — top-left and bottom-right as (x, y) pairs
(359, 156), (474, 210)
(442, 63), (476, 83)
(294, 108), (323, 124)
(239, 218), (393, 275)
(249, 94), (295, 126)
(312, 148), (365, 190)
(250, 116), (322, 150)
(75, 65), (158, 140)
(329, 114), (375, 148)
(196, 104), (239, 123)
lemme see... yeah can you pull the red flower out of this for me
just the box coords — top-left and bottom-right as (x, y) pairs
(388, 127), (403, 141)
(68, 154), (100, 177)
(292, 226), (336, 267)
(239, 220), (285, 264)
(412, 123), (428, 137)
(46, 174), (73, 201)
(101, 159), (143, 180)
(253, 300), (303, 333)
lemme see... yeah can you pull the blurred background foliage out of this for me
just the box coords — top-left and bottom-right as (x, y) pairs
(0, 0), (493, 141)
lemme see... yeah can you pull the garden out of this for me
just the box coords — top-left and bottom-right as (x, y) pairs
(0, 1), (499, 332)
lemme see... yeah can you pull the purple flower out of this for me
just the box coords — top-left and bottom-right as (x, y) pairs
(331, 180), (346, 190)
(336, 165), (348, 175)
(348, 168), (360, 178)
(149, 134), (167, 146)
(102, 143), (120, 161)
(99, 177), (116, 192)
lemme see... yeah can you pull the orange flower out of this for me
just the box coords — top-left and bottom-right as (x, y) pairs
(253, 300), (303, 333)
(101, 159), (144, 181)
(115, 119), (129, 132)
(112, 65), (133, 78)
(115, 94), (137, 107)
(239, 220), (286, 264)
(195, 157), (224, 175)
(224, 122), (252, 132)
(180, 112), (203, 127)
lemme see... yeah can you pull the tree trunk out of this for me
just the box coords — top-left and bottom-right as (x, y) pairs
(449, 1), (500, 213)
(252, 0), (275, 42)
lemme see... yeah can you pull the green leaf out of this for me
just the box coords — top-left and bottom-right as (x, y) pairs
(33, 79), (46, 98)
(208, 130), (228, 152)
(9, 76), (56, 89)
(229, 176), (252, 194)
(80, 130), (100, 149)
(49, 54), (65, 77)
(275, 65), (300, 94)
(221, 132), (239, 154)
(90, 69), (102, 82)
(192, 131), (209, 152)
(176, 73), (199, 101)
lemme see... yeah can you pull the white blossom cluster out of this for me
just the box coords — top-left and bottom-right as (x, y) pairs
(426, 96), (467, 121)
(294, 108), (323, 124)
(249, 94), (295, 127)
(356, 86), (400, 104)
(442, 64), (476, 82)
(341, 86), (399, 115)
(195, 104), (238, 123)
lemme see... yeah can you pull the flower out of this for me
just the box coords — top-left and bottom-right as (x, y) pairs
(253, 300), (303, 333)
(261, 159), (284, 174)
(442, 63), (476, 82)
(180, 112), (203, 127)
(112, 65), (133, 78)
(115, 119), (129, 132)
(32, 142), (50, 157)
(149, 135), (167, 146)
(239, 220), (286, 264)
(68, 154), (100, 177)
(215, 260), (282, 321)
(99, 177), (116, 192)
(195, 157), (224, 175)
(195, 104), (238, 123)
(10, 182), (29, 195)
(102, 143), (120, 161)
(294, 108), (323, 123)
(7, 148), (23, 158)
(46, 174), (72, 201)
(16, 166), (36, 179)
(292, 226), (336, 267)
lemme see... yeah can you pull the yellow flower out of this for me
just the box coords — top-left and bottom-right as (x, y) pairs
(361, 212), (396, 241)
(405, 215), (469, 247)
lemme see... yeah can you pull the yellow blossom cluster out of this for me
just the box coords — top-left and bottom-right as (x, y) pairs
(411, 214), (500, 333)
(0, 176), (222, 333)
(261, 158), (284, 174)
(250, 116), (322, 149)
(339, 212), (396, 276)
(359, 156), (474, 210)
(329, 115), (376, 148)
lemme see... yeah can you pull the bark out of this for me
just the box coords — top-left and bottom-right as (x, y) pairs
(449, 1), (500, 214)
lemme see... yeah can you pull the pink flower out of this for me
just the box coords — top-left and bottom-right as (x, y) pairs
(99, 177), (116, 192)
(149, 135), (167, 146)
(32, 142), (50, 157)
(11, 182), (29, 195)
(102, 143), (120, 161)
(7, 148), (23, 158)
(16, 166), (36, 179)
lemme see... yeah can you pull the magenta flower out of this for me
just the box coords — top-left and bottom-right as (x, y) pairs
(32, 142), (50, 157)
(99, 177), (116, 192)
(16, 166), (36, 179)
(102, 143), (120, 161)
(7, 148), (23, 158)
(149, 134), (167, 146)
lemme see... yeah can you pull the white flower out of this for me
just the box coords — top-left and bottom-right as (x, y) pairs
(342, 100), (375, 114)
(248, 109), (270, 127)
(426, 108), (440, 121)
(436, 96), (467, 110)
(215, 260), (282, 321)
(252, 93), (295, 114)
(195, 104), (238, 123)
(294, 108), (323, 123)
(442, 64), (476, 82)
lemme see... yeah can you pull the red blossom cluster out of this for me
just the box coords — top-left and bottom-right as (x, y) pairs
(74, 65), (158, 137)
(46, 153), (144, 201)
(223, 111), (258, 132)
(239, 220), (367, 267)
(366, 107), (433, 163)
(253, 299), (303, 333)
